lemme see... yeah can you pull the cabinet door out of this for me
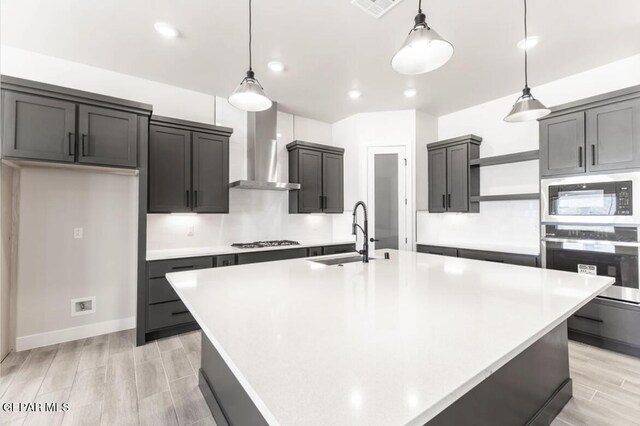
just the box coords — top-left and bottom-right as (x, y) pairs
(428, 148), (447, 212)
(148, 125), (192, 213)
(446, 144), (469, 212)
(192, 132), (229, 213)
(540, 112), (585, 177)
(587, 98), (640, 172)
(297, 149), (323, 213)
(2, 91), (76, 162)
(78, 105), (137, 167)
(322, 152), (343, 213)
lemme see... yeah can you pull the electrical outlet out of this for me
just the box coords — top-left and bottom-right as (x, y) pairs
(73, 228), (83, 239)
(187, 225), (195, 236)
(71, 296), (96, 316)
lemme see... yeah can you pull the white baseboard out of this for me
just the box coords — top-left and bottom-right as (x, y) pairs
(16, 316), (135, 351)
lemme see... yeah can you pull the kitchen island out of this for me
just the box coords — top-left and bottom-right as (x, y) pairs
(166, 249), (613, 425)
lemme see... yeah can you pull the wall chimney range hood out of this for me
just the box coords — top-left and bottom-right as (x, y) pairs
(229, 102), (301, 191)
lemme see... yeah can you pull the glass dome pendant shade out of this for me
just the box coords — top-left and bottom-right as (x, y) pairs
(504, 86), (550, 122)
(391, 11), (454, 75)
(228, 69), (272, 112)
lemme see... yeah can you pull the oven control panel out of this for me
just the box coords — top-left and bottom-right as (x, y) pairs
(544, 224), (639, 242)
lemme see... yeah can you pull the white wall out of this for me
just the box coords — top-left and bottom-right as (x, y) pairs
(417, 54), (640, 254)
(1, 46), (339, 349)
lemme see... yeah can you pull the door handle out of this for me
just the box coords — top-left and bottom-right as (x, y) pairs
(81, 134), (88, 156)
(447, 194), (451, 208)
(369, 238), (379, 242)
(68, 132), (75, 156)
(578, 146), (583, 167)
(591, 144), (596, 166)
(442, 194), (445, 208)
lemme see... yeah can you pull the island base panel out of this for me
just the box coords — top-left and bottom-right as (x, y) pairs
(427, 321), (572, 426)
(199, 332), (269, 426)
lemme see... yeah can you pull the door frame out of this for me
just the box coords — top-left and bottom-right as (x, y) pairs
(367, 146), (409, 252)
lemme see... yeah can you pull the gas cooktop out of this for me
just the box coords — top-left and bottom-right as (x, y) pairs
(231, 240), (301, 249)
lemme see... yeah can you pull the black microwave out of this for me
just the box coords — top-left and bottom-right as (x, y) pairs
(548, 180), (632, 216)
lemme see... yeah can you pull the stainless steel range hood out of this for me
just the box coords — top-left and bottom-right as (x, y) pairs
(229, 102), (300, 191)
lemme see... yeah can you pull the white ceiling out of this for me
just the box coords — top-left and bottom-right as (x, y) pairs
(2, 0), (639, 123)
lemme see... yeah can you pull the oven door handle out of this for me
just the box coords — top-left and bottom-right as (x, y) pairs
(542, 237), (640, 248)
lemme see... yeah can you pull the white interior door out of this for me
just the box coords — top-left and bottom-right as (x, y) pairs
(367, 146), (408, 252)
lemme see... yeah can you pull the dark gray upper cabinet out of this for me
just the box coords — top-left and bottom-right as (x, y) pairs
(78, 105), (138, 167)
(540, 112), (586, 177)
(0, 75), (152, 168)
(148, 125), (191, 213)
(586, 98), (640, 172)
(148, 116), (233, 214)
(192, 132), (229, 213)
(287, 141), (345, 214)
(2, 91), (77, 163)
(322, 152), (344, 213)
(428, 148), (447, 212)
(427, 135), (481, 213)
(540, 85), (640, 177)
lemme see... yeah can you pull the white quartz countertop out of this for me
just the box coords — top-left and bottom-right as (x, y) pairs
(166, 249), (612, 426)
(146, 239), (356, 261)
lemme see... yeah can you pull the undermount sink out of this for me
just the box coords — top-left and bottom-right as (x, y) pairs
(311, 255), (373, 266)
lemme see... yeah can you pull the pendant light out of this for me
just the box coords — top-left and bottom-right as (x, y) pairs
(504, 0), (550, 122)
(391, 0), (453, 75)
(228, 0), (272, 112)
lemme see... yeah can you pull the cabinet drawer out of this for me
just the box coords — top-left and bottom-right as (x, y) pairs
(568, 299), (640, 347)
(308, 246), (323, 257)
(457, 249), (537, 267)
(215, 254), (237, 267)
(148, 277), (180, 305)
(417, 245), (458, 257)
(237, 248), (308, 265)
(148, 256), (213, 278)
(148, 301), (194, 331)
(323, 244), (356, 255)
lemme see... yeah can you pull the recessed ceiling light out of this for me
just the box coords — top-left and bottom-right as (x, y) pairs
(517, 36), (539, 49)
(404, 88), (417, 98)
(154, 22), (180, 38)
(268, 61), (285, 72)
(348, 90), (362, 99)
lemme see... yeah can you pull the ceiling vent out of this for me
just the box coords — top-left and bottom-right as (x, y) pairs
(351, 0), (404, 19)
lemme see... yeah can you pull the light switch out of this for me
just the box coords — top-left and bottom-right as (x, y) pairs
(73, 228), (83, 239)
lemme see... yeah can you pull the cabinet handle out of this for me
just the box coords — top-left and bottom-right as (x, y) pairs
(578, 146), (583, 167)
(591, 144), (596, 166)
(484, 259), (505, 263)
(68, 132), (75, 156)
(171, 265), (194, 270)
(194, 190), (198, 208)
(171, 310), (190, 316)
(323, 195), (328, 209)
(186, 190), (190, 207)
(574, 314), (603, 323)
(447, 194), (451, 208)
(319, 195), (323, 209)
(81, 134), (88, 156)
(442, 194), (445, 208)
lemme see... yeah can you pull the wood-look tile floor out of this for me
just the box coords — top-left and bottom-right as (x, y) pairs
(0, 330), (213, 426)
(1, 332), (639, 426)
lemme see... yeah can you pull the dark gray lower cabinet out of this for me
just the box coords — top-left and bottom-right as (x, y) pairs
(141, 244), (356, 344)
(416, 244), (539, 267)
(568, 298), (640, 357)
(2, 91), (76, 162)
(77, 104), (138, 167)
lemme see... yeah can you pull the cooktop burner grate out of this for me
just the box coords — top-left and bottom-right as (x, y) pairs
(231, 240), (301, 249)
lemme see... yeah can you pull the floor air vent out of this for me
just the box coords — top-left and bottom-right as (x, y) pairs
(351, 0), (404, 19)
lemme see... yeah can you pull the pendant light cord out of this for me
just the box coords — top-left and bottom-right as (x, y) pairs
(418, 0), (422, 13)
(249, 0), (253, 71)
(523, 0), (528, 89)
